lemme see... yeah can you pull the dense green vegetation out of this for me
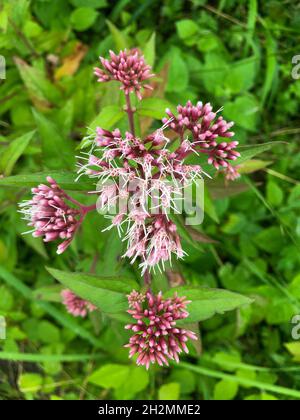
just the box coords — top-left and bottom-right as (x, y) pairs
(1, 0), (300, 400)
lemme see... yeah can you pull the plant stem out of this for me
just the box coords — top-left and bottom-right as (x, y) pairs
(125, 92), (136, 136)
(143, 269), (151, 288)
(81, 204), (97, 215)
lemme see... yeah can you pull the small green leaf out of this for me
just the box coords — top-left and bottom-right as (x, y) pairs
(158, 382), (180, 400)
(88, 364), (130, 389)
(176, 19), (199, 40)
(70, 7), (98, 32)
(165, 286), (253, 323)
(214, 380), (238, 400)
(266, 180), (283, 207)
(0, 131), (35, 176)
(114, 367), (149, 399)
(224, 94), (259, 132)
(18, 373), (43, 394)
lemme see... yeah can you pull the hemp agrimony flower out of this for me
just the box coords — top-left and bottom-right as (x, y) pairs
(125, 291), (197, 369)
(18, 48), (242, 370)
(61, 289), (96, 318)
(19, 177), (95, 254)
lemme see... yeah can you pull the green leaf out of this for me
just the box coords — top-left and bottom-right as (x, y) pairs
(166, 47), (189, 93)
(235, 142), (280, 166)
(238, 159), (272, 174)
(137, 97), (174, 119)
(266, 180), (283, 207)
(106, 20), (129, 50)
(88, 364), (130, 389)
(14, 57), (61, 108)
(224, 94), (259, 132)
(213, 380), (238, 400)
(225, 57), (257, 93)
(285, 342), (300, 361)
(0, 130), (35, 176)
(70, 7), (98, 32)
(33, 285), (63, 303)
(114, 366), (149, 399)
(158, 382), (180, 400)
(89, 105), (124, 131)
(176, 19), (199, 40)
(47, 267), (138, 319)
(0, 351), (104, 363)
(0, 171), (94, 191)
(143, 32), (156, 68)
(0, 265), (102, 348)
(165, 286), (253, 323)
(70, 0), (107, 7)
(33, 110), (75, 170)
(254, 227), (282, 253)
(261, 32), (278, 105)
(18, 373), (43, 394)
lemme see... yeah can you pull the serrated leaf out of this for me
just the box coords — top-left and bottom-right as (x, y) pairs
(47, 267), (138, 320)
(0, 171), (94, 191)
(165, 286), (253, 323)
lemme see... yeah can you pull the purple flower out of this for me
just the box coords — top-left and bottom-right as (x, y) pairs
(61, 289), (96, 318)
(19, 177), (84, 254)
(163, 101), (240, 173)
(125, 291), (197, 369)
(94, 49), (154, 100)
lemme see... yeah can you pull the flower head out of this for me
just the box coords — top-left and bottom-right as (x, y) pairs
(19, 177), (83, 254)
(94, 49), (154, 100)
(61, 289), (96, 318)
(125, 291), (197, 369)
(127, 290), (146, 308)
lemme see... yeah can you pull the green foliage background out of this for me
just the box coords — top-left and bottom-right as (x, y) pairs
(1, 0), (300, 400)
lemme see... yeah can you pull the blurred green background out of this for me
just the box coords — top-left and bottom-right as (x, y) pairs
(1, 0), (300, 400)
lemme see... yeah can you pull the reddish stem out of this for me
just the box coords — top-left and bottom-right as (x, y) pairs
(143, 269), (151, 287)
(125, 92), (136, 136)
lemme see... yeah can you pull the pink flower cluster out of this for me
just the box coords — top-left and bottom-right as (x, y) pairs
(61, 289), (96, 318)
(163, 100), (240, 179)
(19, 177), (84, 254)
(125, 290), (197, 369)
(94, 49), (154, 100)
(79, 102), (239, 273)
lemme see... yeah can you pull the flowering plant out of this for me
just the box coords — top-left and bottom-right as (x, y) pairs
(18, 49), (253, 368)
